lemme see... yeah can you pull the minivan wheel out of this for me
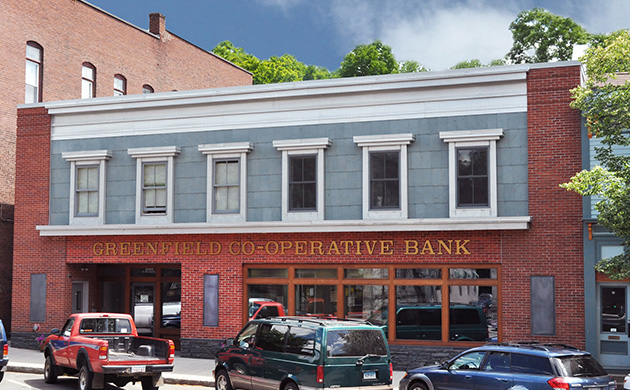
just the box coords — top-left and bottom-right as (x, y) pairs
(283, 381), (299, 390)
(215, 370), (233, 390)
(409, 382), (428, 390)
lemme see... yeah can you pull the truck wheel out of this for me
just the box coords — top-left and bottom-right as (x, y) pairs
(44, 354), (58, 383)
(78, 365), (93, 390)
(215, 369), (233, 390)
(283, 382), (299, 390)
(141, 376), (158, 390)
(0, 371), (4, 382)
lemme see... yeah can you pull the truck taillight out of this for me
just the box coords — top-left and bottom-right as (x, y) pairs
(389, 363), (393, 381)
(3, 344), (7, 358)
(547, 377), (570, 390)
(317, 365), (324, 383)
(98, 345), (108, 360)
(168, 340), (175, 363)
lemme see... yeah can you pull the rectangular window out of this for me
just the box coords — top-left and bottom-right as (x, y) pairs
(142, 162), (167, 214)
(114, 74), (126, 96)
(531, 276), (555, 335)
(213, 159), (240, 213)
(203, 274), (219, 327)
(81, 63), (95, 99)
(457, 147), (488, 207)
(286, 327), (316, 356)
(257, 323), (289, 352)
(370, 151), (400, 209)
(75, 165), (99, 216)
(30, 273), (46, 322)
(289, 155), (316, 211)
(25, 43), (42, 103)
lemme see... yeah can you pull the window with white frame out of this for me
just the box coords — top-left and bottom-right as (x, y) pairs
(62, 150), (112, 225)
(81, 63), (96, 99)
(354, 134), (414, 220)
(114, 74), (126, 96)
(273, 138), (330, 221)
(128, 146), (180, 224)
(439, 129), (503, 218)
(198, 142), (253, 223)
(25, 42), (43, 103)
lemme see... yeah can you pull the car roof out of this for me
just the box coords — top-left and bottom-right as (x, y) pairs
(254, 316), (378, 329)
(468, 342), (591, 358)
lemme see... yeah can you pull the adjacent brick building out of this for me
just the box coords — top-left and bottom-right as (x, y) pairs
(1, 0), (252, 332)
(14, 61), (588, 368)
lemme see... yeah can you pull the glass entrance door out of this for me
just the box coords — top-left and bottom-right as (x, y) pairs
(132, 283), (155, 336)
(598, 285), (630, 369)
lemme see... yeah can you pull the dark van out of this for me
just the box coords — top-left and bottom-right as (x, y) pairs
(392, 305), (489, 341)
(214, 317), (393, 390)
(0, 319), (8, 382)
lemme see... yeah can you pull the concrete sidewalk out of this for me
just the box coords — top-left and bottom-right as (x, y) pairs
(6, 345), (215, 386)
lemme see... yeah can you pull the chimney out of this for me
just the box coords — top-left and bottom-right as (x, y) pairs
(149, 13), (166, 37)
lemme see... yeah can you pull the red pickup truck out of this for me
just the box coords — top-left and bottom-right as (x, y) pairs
(42, 313), (174, 390)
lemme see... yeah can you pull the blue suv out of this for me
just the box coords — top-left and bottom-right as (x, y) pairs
(399, 342), (615, 390)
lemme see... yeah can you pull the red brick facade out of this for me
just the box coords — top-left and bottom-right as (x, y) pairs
(14, 64), (585, 355)
(3, 0), (252, 333)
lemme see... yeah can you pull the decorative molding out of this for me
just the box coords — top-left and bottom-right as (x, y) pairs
(62, 150), (112, 161)
(37, 216), (531, 236)
(198, 142), (253, 155)
(439, 129), (504, 143)
(128, 146), (180, 158)
(353, 133), (415, 148)
(273, 138), (331, 151)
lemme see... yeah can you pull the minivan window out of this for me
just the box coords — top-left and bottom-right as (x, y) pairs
(450, 308), (481, 325)
(237, 323), (258, 348)
(555, 355), (608, 377)
(326, 329), (387, 357)
(511, 353), (554, 375)
(257, 323), (289, 352)
(286, 327), (316, 356)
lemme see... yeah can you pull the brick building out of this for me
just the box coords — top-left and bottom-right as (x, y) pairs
(1, 0), (252, 331)
(14, 61), (588, 368)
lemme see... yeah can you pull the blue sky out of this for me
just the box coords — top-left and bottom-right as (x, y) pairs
(88, 0), (630, 71)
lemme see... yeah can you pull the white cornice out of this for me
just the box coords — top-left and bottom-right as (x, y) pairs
(439, 129), (504, 143)
(128, 146), (181, 158)
(36, 216), (531, 236)
(62, 150), (112, 161)
(198, 142), (254, 155)
(273, 138), (332, 151)
(353, 133), (415, 148)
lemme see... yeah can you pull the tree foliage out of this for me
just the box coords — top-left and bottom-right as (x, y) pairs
(338, 41), (399, 77)
(507, 8), (590, 64)
(561, 29), (630, 279)
(399, 60), (428, 73)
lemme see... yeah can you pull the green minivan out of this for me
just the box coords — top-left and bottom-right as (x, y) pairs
(214, 317), (393, 390)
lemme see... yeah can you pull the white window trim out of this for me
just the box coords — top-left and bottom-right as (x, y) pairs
(62, 150), (112, 225)
(354, 133), (414, 220)
(128, 146), (180, 225)
(198, 142), (253, 223)
(273, 138), (331, 222)
(439, 129), (503, 218)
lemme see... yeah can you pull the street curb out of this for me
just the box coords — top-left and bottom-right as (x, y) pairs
(7, 363), (43, 375)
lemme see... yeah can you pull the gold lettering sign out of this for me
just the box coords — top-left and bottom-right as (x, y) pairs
(92, 239), (472, 257)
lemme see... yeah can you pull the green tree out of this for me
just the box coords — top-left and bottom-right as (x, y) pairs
(303, 65), (332, 80)
(255, 54), (307, 84)
(451, 59), (484, 69)
(399, 60), (428, 73)
(507, 8), (590, 64)
(212, 41), (261, 75)
(339, 41), (399, 77)
(561, 30), (630, 279)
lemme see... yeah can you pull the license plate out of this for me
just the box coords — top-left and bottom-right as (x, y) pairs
(131, 366), (145, 373)
(363, 371), (377, 380)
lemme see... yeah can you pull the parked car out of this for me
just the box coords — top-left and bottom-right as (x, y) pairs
(399, 342), (616, 390)
(214, 317), (393, 390)
(43, 313), (175, 390)
(0, 319), (8, 383)
(248, 300), (286, 321)
(383, 304), (489, 341)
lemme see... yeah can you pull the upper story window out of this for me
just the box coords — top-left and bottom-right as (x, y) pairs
(273, 138), (331, 221)
(142, 85), (154, 94)
(114, 74), (126, 96)
(439, 129), (503, 218)
(81, 63), (96, 99)
(128, 146), (180, 224)
(199, 142), (253, 223)
(354, 134), (414, 220)
(25, 41), (43, 103)
(62, 150), (112, 225)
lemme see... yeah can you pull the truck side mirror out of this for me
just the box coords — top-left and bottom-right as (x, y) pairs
(51, 328), (61, 335)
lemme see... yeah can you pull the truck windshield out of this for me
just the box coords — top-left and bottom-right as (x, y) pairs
(79, 318), (132, 334)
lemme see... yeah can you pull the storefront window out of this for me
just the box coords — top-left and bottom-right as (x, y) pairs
(345, 268), (388, 279)
(395, 285), (442, 340)
(131, 267), (157, 277)
(449, 285), (497, 342)
(162, 281), (181, 329)
(345, 285), (388, 324)
(248, 268), (288, 278)
(449, 268), (497, 279)
(295, 284), (336, 317)
(396, 268), (441, 279)
(247, 284), (288, 319)
(296, 268), (337, 278)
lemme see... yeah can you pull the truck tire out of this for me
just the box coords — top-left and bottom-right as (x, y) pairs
(215, 369), (233, 390)
(78, 365), (93, 390)
(44, 354), (58, 383)
(141, 376), (158, 390)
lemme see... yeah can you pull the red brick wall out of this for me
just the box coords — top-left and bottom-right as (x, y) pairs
(501, 65), (585, 346)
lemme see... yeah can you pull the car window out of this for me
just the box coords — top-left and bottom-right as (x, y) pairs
(511, 353), (554, 375)
(450, 308), (482, 325)
(61, 318), (75, 337)
(237, 323), (259, 348)
(449, 351), (486, 370)
(327, 329), (387, 357)
(258, 305), (280, 319)
(555, 355), (608, 377)
(257, 323), (289, 352)
(79, 318), (131, 334)
(482, 352), (511, 373)
(286, 326), (316, 356)
(0, 321), (5, 339)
